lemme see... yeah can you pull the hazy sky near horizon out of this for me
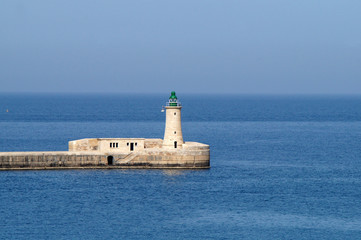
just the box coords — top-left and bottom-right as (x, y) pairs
(1, 0), (361, 94)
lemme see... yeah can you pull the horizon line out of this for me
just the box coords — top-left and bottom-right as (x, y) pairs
(1, 91), (361, 96)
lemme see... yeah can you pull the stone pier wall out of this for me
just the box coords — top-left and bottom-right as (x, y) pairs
(0, 152), (106, 169)
(0, 146), (210, 170)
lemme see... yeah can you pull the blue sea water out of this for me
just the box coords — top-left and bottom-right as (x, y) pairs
(1, 94), (361, 239)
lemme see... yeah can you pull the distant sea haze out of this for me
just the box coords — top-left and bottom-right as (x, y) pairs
(1, 93), (361, 122)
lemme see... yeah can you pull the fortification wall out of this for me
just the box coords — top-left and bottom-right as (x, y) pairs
(144, 139), (163, 148)
(69, 138), (146, 153)
(0, 152), (106, 169)
(69, 139), (99, 151)
(129, 148), (210, 168)
(0, 146), (210, 170)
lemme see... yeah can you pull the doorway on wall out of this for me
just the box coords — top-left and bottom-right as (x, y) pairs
(130, 143), (134, 151)
(107, 156), (113, 165)
(174, 141), (177, 149)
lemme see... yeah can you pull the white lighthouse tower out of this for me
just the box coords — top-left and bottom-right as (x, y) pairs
(163, 91), (184, 149)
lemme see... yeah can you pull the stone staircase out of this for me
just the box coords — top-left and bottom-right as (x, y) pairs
(116, 152), (137, 164)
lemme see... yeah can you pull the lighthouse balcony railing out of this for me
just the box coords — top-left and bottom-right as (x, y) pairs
(165, 101), (182, 107)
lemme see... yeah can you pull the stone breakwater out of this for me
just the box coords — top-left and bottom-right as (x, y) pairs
(0, 93), (211, 170)
(0, 142), (210, 170)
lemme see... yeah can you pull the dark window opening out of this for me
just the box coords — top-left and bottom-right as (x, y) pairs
(135, 142), (137, 146)
(127, 143), (129, 146)
(174, 141), (177, 149)
(130, 143), (134, 151)
(107, 156), (114, 165)
(110, 143), (112, 148)
(174, 131), (176, 134)
(174, 112), (176, 115)
(116, 143), (118, 148)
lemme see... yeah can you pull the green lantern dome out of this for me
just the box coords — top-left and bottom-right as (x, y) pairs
(169, 91), (177, 100)
(169, 91), (178, 106)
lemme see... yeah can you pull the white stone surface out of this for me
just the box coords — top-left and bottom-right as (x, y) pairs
(163, 106), (184, 148)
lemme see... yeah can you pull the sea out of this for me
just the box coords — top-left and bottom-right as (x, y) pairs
(0, 93), (361, 240)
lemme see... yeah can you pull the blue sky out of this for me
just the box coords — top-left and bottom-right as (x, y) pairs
(1, 0), (360, 94)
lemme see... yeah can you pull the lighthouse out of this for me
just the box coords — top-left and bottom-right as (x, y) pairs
(163, 91), (184, 149)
